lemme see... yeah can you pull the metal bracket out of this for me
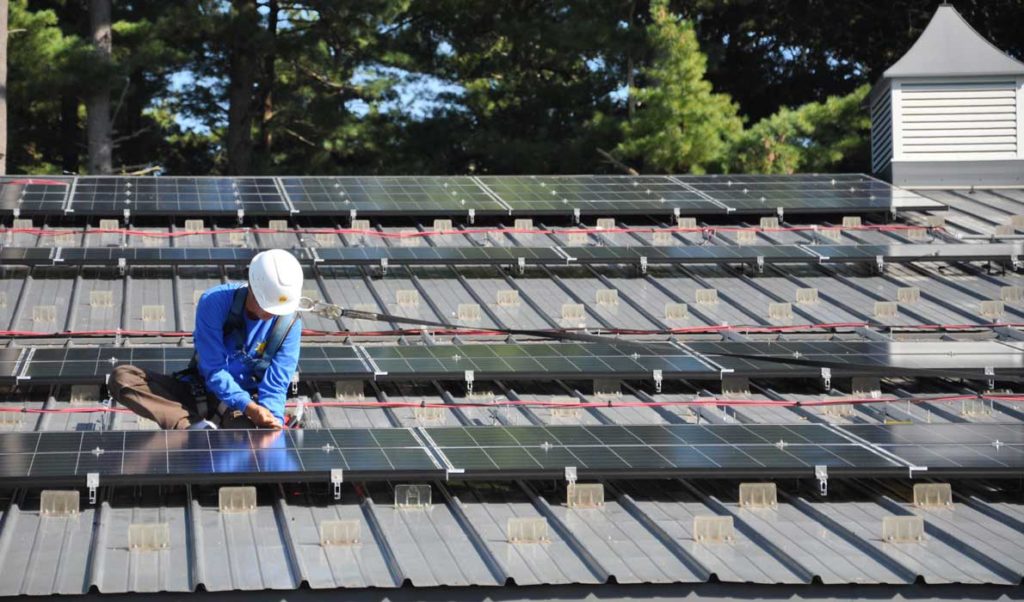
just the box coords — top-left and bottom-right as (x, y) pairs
(1012, 254), (1022, 270)
(464, 370), (474, 394)
(573, 208), (581, 223)
(380, 257), (388, 275)
(86, 473), (99, 505)
(516, 256), (525, 274)
(821, 367), (832, 391)
(985, 366), (995, 389)
(236, 208), (244, 224)
(349, 209), (358, 222)
(908, 465), (928, 479)
(776, 207), (784, 220)
(755, 256), (764, 274)
(330, 468), (343, 500)
(123, 208), (131, 223)
(564, 466), (577, 485)
(117, 257), (127, 276)
(875, 255), (885, 273)
(815, 465), (828, 496)
(653, 369), (663, 393)
(468, 208), (476, 224)
(673, 207), (681, 218)
(639, 256), (648, 275)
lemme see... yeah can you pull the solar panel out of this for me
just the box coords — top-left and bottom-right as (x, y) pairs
(8, 341), (1024, 385)
(688, 341), (1024, 380)
(677, 173), (944, 213)
(281, 176), (505, 216)
(5, 243), (1013, 269)
(0, 176), (73, 215)
(5, 423), (1021, 488)
(478, 175), (723, 215)
(69, 177), (288, 215)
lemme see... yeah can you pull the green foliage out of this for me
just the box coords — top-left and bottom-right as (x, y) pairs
(728, 84), (870, 174)
(4, 0), (1020, 175)
(615, 0), (742, 174)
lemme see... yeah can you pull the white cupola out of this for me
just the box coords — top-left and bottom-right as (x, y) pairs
(870, 3), (1024, 186)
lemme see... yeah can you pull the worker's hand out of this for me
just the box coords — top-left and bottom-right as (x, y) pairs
(244, 402), (282, 429)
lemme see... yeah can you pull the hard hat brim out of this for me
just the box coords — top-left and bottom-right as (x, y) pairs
(259, 297), (300, 316)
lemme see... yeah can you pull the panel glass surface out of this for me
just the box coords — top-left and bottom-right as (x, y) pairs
(281, 176), (502, 215)
(479, 175), (720, 215)
(0, 176), (73, 214)
(70, 177), (287, 215)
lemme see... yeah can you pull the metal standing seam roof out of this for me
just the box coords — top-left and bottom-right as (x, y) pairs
(1, 184), (1024, 595)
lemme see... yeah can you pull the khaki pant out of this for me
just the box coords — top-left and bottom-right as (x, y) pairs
(109, 365), (255, 429)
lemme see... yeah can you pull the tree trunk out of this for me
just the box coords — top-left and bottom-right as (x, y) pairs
(257, 0), (277, 156)
(60, 93), (80, 173)
(0, 0), (8, 175)
(226, 0), (260, 175)
(86, 0), (112, 174)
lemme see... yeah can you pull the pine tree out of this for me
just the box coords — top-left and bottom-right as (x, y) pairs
(615, 0), (742, 174)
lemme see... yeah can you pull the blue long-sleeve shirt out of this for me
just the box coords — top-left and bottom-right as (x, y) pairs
(194, 283), (302, 422)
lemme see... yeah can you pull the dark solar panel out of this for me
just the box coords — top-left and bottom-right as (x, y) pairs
(676, 173), (945, 213)
(69, 177), (288, 215)
(281, 176), (504, 215)
(11, 423), (1023, 488)
(0, 176), (73, 214)
(5, 243), (1012, 269)
(7, 341), (1024, 385)
(478, 175), (723, 216)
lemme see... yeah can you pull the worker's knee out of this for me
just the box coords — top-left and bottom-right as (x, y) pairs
(108, 365), (144, 400)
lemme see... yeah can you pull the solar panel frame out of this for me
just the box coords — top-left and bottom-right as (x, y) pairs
(281, 176), (505, 216)
(69, 176), (288, 215)
(0, 176), (74, 215)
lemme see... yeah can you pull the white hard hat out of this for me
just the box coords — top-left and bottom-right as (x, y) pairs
(248, 249), (303, 315)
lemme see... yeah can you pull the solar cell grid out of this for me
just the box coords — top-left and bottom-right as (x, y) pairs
(478, 175), (719, 215)
(0, 176), (73, 214)
(70, 177), (288, 215)
(281, 176), (503, 215)
(1, 424), (1022, 487)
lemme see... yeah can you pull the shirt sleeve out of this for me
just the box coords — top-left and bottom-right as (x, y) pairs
(194, 290), (254, 414)
(257, 316), (301, 421)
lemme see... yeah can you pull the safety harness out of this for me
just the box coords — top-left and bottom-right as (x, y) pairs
(178, 285), (298, 421)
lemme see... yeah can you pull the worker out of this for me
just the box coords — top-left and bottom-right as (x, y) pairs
(109, 249), (303, 429)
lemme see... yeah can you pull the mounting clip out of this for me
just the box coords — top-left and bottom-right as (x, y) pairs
(755, 256), (764, 274)
(875, 255), (885, 273)
(122, 208), (131, 223)
(985, 366), (995, 389)
(236, 208), (244, 224)
(464, 370), (474, 394)
(349, 209), (358, 223)
(1012, 253), (1022, 270)
(653, 369), (663, 393)
(516, 257), (526, 275)
(639, 256), (648, 275)
(117, 257), (127, 276)
(573, 208), (581, 223)
(330, 468), (344, 500)
(821, 367), (832, 391)
(776, 207), (784, 221)
(380, 257), (389, 276)
(673, 207), (681, 218)
(564, 466), (577, 485)
(468, 208), (476, 224)
(87, 472), (99, 505)
(908, 465), (928, 479)
(815, 465), (828, 496)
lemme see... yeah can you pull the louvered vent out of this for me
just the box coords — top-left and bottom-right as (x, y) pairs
(898, 81), (1018, 159)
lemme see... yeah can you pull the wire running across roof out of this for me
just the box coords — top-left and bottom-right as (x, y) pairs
(0, 173), (945, 217)
(0, 424), (1019, 488)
